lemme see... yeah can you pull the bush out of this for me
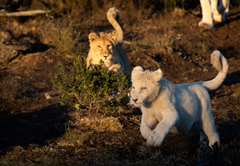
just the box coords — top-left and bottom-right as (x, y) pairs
(44, 18), (81, 55)
(51, 55), (130, 114)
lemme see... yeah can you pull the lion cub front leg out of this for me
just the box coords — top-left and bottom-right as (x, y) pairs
(140, 113), (158, 140)
(108, 64), (121, 72)
(146, 107), (179, 147)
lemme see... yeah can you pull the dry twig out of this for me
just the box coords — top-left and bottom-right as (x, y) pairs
(0, 10), (49, 17)
(0, 43), (30, 50)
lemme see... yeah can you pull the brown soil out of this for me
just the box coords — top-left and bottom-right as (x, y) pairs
(0, 4), (240, 166)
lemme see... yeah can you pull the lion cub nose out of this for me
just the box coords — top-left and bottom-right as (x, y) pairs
(104, 55), (108, 59)
(132, 98), (138, 103)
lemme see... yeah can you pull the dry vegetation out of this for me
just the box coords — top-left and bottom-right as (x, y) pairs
(0, 0), (240, 165)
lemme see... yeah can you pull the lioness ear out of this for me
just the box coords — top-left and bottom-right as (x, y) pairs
(89, 33), (99, 43)
(150, 69), (162, 83)
(108, 31), (117, 43)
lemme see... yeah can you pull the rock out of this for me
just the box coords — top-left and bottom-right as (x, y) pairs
(167, 46), (173, 55)
(0, 28), (12, 43)
(0, 48), (18, 63)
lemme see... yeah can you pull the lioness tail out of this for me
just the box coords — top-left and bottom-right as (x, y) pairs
(107, 7), (123, 45)
(200, 50), (228, 91)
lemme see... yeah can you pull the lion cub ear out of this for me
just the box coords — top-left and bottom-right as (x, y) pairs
(150, 69), (162, 83)
(89, 33), (99, 43)
(108, 31), (118, 43)
(131, 66), (143, 80)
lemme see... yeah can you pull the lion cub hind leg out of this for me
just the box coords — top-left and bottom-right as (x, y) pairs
(198, 115), (220, 148)
(200, 131), (208, 143)
(194, 96), (220, 147)
(213, 0), (230, 22)
(192, 123), (208, 143)
(204, 127), (220, 148)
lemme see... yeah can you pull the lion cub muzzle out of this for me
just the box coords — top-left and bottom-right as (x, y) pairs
(102, 52), (112, 59)
(104, 55), (109, 59)
(132, 98), (138, 103)
(99, 45), (113, 60)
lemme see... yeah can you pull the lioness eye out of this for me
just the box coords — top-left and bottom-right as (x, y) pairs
(141, 87), (146, 91)
(108, 45), (112, 48)
(98, 46), (102, 49)
(132, 86), (135, 89)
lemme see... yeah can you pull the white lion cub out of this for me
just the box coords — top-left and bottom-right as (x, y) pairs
(130, 50), (228, 147)
(199, 0), (230, 29)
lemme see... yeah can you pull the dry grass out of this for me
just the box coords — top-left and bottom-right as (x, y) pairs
(50, 27), (80, 54)
(40, 17), (84, 55)
(133, 0), (155, 20)
(58, 126), (93, 146)
(0, 78), (19, 101)
(66, 111), (123, 144)
(78, 116), (123, 132)
(231, 88), (240, 97)
(194, 42), (210, 59)
(135, 30), (177, 49)
(218, 109), (231, 122)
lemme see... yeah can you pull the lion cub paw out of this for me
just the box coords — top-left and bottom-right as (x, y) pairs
(146, 130), (164, 147)
(198, 21), (214, 30)
(108, 64), (121, 72)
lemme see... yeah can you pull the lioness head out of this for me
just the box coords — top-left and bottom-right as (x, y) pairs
(130, 66), (163, 107)
(88, 31), (118, 62)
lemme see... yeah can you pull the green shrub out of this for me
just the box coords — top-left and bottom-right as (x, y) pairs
(51, 56), (130, 114)
(163, 0), (185, 11)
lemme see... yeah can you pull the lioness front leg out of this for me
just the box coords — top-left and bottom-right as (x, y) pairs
(147, 107), (179, 147)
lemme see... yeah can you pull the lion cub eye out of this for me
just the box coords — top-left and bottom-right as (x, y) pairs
(98, 46), (102, 49)
(132, 86), (135, 89)
(141, 87), (146, 91)
(107, 45), (112, 49)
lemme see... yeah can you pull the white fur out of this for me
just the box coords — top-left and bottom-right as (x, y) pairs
(199, 0), (230, 29)
(130, 50), (228, 147)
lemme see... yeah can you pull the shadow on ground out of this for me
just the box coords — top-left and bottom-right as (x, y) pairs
(0, 103), (71, 156)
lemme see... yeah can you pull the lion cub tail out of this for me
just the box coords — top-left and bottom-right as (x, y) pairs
(201, 50), (228, 91)
(107, 7), (123, 45)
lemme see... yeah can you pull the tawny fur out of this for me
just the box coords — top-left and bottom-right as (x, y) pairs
(199, 0), (230, 30)
(130, 50), (228, 147)
(86, 7), (130, 75)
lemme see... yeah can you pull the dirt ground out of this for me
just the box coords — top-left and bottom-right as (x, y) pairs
(0, 2), (240, 166)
